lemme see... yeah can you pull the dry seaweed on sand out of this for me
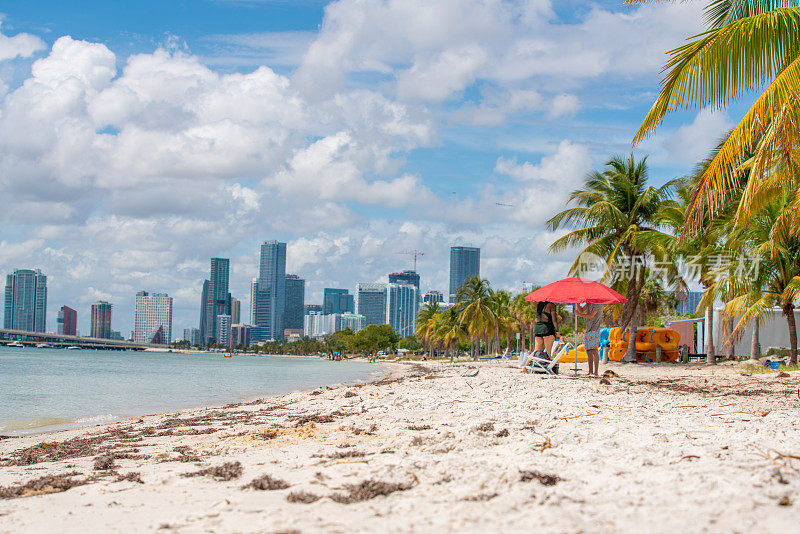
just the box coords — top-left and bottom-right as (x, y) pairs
(93, 453), (117, 471)
(244, 474), (290, 491)
(116, 472), (144, 484)
(520, 470), (561, 486)
(181, 461), (243, 481)
(472, 422), (495, 433)
(329, 479), (414, 504)
(325, 450), (367, 459)
(6, 435), (107, 465)
(464, 492), (498, 502)
(0, 472), (88, 499)
(286, 491), (321, 503)
(344, 391), (357, 398)
(495, 428), (510, 437)
(407, 424), (431, 431)
(602, 370), (619, 378)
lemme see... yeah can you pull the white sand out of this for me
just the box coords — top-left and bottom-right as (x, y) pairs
(1, 361), (798, 533)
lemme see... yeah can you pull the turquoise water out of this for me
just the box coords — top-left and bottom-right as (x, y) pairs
(0, 347), (382, 435)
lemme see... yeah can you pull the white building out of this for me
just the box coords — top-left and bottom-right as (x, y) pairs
(231, 323), (251, 347)
(216, 314), (232, 348)
(183, 327), (202, 345)
(133, 291), (173, 344)
(304, 312), (366, 339)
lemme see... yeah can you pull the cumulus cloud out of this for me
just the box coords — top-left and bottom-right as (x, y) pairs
(0, 19), (45, 61)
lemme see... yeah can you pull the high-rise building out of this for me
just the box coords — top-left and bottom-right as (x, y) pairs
(323, 288), (354, 315)
(675, 291), (704, 315)
(303, 312), (366, 338)
(57, 305), (77, 336)
(216, 314), (232, 348)
(204, 258), (230, 343)
(356, 283), (387, 326)
(4, 269), (47, 333)
(253, 241), (286, 341)
(423, 290), (444, 303)
(250, 279), (259, 325)
(304, 304), (322, 315)
(285, 274), (305, 330)
(386, 283), (419, 338)
(133, 291), (173, 344)
(90, 301), (113, 339)
(184, 327), (202, 345)
(389, 270), (420, 291)
(449, 246), (480, 302)
(230, 296), (241, 325)
(231, 323), (251, 347)
(198, 279), (209, 343)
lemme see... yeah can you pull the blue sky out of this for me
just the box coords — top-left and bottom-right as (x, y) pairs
(0, 0), (740, 336)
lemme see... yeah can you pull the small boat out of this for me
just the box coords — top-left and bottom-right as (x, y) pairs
(7, 341), (24, 348)
(36, 343), (50, 348)
(66, 346), (81, 350)
(223, 353), (232, 358)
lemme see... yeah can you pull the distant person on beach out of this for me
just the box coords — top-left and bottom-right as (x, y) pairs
(534, 301), (559, 356)
(577, 302), (602, 376)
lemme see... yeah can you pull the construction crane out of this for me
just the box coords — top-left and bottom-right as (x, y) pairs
(397, 250), (425, 271)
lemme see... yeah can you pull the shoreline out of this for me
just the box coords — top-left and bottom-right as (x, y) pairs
(0, 353), (387, 438)
(1, 361), (798, 532)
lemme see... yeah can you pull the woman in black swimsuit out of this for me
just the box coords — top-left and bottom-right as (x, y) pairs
(534, 301), (559, 356)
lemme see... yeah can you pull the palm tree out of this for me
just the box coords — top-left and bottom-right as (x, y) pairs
(548, 154), (678, 361)
(415, 301), (440, 358)
(718, 195), (800, 364)
(511, 292), (537, 351)
(626, 0), (800, 229)
(436, 308), (466, 362)
(489, 290), (514, 354)
(456, 276), (496, 359)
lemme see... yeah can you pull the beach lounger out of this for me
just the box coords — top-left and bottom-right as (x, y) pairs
(479, 348), (510, 361)
(524, 342), (570, 375)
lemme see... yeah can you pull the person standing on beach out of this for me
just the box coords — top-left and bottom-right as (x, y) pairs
(577, 302), (602, 376)
(534, 301), (559, 356)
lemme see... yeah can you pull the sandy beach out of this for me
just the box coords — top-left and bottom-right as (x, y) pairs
(1, 360), (798, 533)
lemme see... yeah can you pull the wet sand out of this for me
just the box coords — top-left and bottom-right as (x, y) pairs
(0, 361), (798, 533)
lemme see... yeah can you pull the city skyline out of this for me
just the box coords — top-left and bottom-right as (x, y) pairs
(0, 2), (718, 339)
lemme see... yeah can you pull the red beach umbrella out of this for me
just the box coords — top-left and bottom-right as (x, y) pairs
(525, 277), (626, 372)
(524, 277), (626, 305)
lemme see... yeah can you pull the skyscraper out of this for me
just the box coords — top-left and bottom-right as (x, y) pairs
(386, 283), (419, 338)
(184, 327), (202, 345)
(389, 270), (420, 291)
(4, 269), (47, 333)
(198, 279), (209, 343)
(304, 304), (322, 315)
(284, 274), (305, 330)
(253, 241), (286, 341)
(449, 246), (480, 302)
(250, 278), (258, 325)
(323, 288), (354, 315)
(356, 283), (387, 326)
(134, 291), (173, 344)
(90, 301), (113, 339)
(230, 296), (241, 324)
(57, 305), (77, 336)
(423, 290), (444, 303)
(204, 258), (230, 343)
(216, 314), (232, 348)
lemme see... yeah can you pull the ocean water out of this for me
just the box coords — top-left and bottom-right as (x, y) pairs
(0, 346), (382, 435)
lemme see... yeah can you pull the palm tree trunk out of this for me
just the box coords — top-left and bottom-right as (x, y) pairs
(784, 304), (798, 365)
(624, 265), (645, 363)
(724, 311), (734, 360)
(705, 304), (715, 365)
(750, 316), (760, 361)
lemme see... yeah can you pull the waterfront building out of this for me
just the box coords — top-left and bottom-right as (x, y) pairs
(253, 241), (286, 341)
(198, 280), (209, 343)
(304, 304), (322, 315)
(231, 323), (251, 347)
(285, 274), (305, 330)
(90, 301), (113, 339)
(204, 258), (230, 343)
(356, 283), (387, 326)
(3, 268), (47, 333)
(389, 270), (420, 292)
(303, 312), (366, 339)
(284, 328), (304, 341)
(423, 290), (444, 303)
(110, 330), (125, 341)
(133, 291), (173, 344)
(230, 296), (240, 325)
(675, 291), (704, 315)
(250, 279), (258, 325)
(386, 283), (419, 338)
(216, 314), (232, 348)
(323, 288), (354, 315)
(184, 327), (202, 345)
(449, 246), (480, 302)
(57, 305), (77, 336)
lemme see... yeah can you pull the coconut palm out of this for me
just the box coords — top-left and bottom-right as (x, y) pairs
(716, 195), (800, 364)
(456, 276), (496, 359)
(488, 289), (514, 354)
(436, 308), (466, 362)
(415, 301), (441, 359)
(511, 292), (537, 351)
(626, 0), (800, 229)
(548, 154), (679, 361)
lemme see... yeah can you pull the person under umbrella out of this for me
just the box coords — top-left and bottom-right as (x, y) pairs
(577, 302), (602, 376)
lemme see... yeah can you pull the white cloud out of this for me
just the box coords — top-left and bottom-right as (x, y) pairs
(0, 19), (45, 61)
(548, 93), (580, 118)
(663, 108), (732, 165)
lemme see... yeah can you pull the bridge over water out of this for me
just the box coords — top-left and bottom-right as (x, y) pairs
(0, 328), (167, 351)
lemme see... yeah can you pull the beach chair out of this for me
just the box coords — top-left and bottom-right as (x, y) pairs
(479, 347), (510, 361)
(525, 342), (570, 375)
